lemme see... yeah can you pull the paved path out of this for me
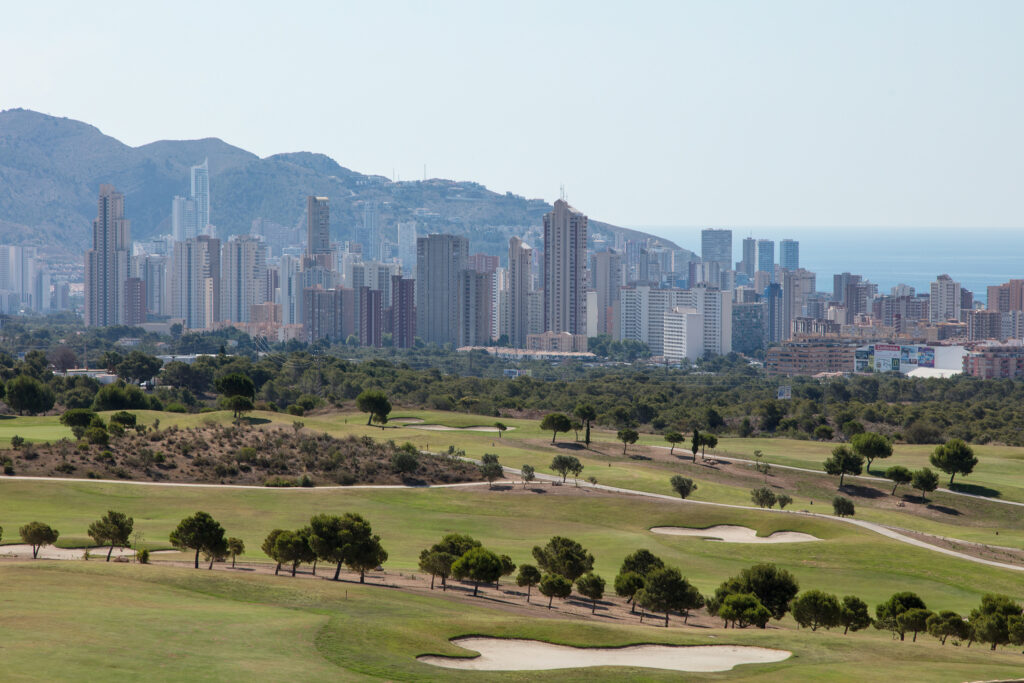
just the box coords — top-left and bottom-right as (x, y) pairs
(0, 474), (491, 491)
(499, 465), (1024, 574)
(2, 461), (1021, 573)
(652, 445), (1024, 509)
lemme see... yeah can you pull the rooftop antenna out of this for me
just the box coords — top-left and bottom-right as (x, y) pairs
(560, 184), (566, 202)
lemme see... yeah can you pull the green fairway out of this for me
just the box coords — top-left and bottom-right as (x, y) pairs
(0, 561), (1022, 681)
(0, 414), (72, 445)
(1, 477), (1022, 612)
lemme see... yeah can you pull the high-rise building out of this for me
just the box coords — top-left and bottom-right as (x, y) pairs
(701, 229), (732, 272)
(277, 255), (303, 326)
(221, 235), (267, 323)
(359, 202), (379, 261)
(85, 185), (131, 327)
(764, 283), (784, 343)
(416, 234), (469, 344)
(134, 253), (168, 316)
(543, 199), (588, 335)
(396, 221), (417, 272)
(732, 302), (766, 354)
(391, 275), (416, 348)
(780, 239), (799, 271)
(781, 268), (816, 340)
(306, 196), (331, 256)
(359, 286), (383, 347)
(590, 250), (623, 336)
(124, 277), (146, 325)
(756, 240), (775, 278)
(191, 160), (210, 233)
(930, 274), (962, 323)
(987, 280), (1024, 313)
(170, 235), (221, 330)
(739, 237), (757, 277)
(171, 195), (197, 242)
(507, 237), (533, 347)
(833, 272), (861, 305)
(457, 269), (492, 347)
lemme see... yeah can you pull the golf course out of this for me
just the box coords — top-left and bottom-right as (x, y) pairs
(2, 407), (1024, 680)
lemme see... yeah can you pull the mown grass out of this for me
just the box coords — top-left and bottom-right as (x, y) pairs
(0, 561), (1022, 681)
(0, 478), (1022, 613)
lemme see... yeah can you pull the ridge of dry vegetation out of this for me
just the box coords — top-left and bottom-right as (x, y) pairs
(5, 420), (482, 486)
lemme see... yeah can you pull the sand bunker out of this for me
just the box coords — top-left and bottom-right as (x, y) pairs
(0, 544), (137, 560)
(409, 424), (516, 432)
(650, 525), (819, 544)
(418, 637), (791, 672)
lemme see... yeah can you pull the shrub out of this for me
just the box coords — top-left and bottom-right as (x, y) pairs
(833, 496), (855, 517)
(137, 548), (150, 564)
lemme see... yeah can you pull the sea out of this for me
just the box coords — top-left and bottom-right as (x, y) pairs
(635, 226), (1024, 306)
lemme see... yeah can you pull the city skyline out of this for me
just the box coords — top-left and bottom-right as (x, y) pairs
(3, 2), (1023, 229)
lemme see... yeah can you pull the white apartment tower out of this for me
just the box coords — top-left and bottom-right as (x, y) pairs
(221, 235), (267, 323)
(507, 236), (533, 347)
(85, 185), (131, 327)
(543, 199), (588, 335)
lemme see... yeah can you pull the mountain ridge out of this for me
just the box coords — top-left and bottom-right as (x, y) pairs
(0, 108), (685, 260)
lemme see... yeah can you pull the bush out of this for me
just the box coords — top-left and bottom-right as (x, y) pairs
(833, 496), (855, 517)
(286, 405), (305, 416)
(165, 403), (187, 413)
(137, 548), (150, 564)
(85, 427), (109, 446)
(10, 435), (24, 449)
(813, 425), (834, 441)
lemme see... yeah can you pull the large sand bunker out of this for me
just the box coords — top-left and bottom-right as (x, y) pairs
(0, 544), (137, 560)
(650, 525), (819, 544)
(418, 637), (791, 672)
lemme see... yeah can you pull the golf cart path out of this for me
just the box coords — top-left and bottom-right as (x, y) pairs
(653, 445), (1024, 509)
(1, 464), (1021, 573)
(497, 465), (1024, 574)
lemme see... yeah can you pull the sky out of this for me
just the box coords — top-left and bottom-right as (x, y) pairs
(2, 1), (1023, 231)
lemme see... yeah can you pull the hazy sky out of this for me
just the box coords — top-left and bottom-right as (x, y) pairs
(2, 1), (1022, 229)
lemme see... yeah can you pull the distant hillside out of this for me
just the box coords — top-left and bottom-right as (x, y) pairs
(0, 109), (687, 260)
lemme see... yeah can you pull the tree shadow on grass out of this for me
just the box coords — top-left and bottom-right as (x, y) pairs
(629, 454), (652, 461)
(839, 484), (886, 499)
(926, 504), (961, 516)
(240, 417), (271, 426)
(948, 482), (1002, 498)
(554, 442), (586, 451)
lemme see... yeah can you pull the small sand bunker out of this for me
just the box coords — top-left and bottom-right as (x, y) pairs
(409, 424), (516, 432)
(418, 637), (791, 672)
(389, 417), (425, 424)
(650, 525), (819, 544)
(0, 544), (137, 560)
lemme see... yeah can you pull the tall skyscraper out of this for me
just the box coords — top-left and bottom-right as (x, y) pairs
(543, 199), (588, 335)
(221, 235), (267, 323)
(507, 236), (533, 347)
(701, 228), (732, 272)
(756, 239), (775, 278)
(780, 239), (799, 271)
(396, 221), (418, 271)
(171, 195), (197, 242)
(391, 275), (416, 348)
(171, 235), (221, 330)
(740, 237), (757, 277)
(359, 202), (380, 261)
(191, 160), (210, 233)
(415, 234), (468, 344)
(85, 185), (131, 327)
(590, 250), (623, 336)
(306, 196), (331, 256)
(457, 269), (492, 347)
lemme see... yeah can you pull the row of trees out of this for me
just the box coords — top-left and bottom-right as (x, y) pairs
(793, 589), (1024, 651)
(260, 513), (387, 582)
(823, 432), (977, 493)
